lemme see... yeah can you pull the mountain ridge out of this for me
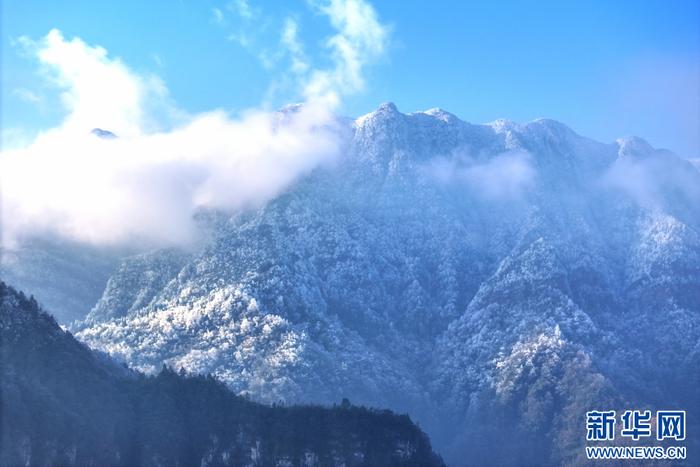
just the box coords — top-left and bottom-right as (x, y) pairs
(6, 103), (699, 465)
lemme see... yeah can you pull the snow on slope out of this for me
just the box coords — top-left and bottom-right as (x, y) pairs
(74, 104), (700, 465)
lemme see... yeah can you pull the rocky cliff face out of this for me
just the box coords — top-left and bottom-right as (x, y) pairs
(73, 104), (700, 465)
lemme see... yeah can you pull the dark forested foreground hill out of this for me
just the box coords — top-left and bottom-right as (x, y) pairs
(0, 282), (444, 467)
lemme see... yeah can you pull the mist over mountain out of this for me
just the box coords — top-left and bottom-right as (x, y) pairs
(0, 237), (127, 323)
(4, 103), (699, 465)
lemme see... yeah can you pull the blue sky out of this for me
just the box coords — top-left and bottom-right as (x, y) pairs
(2, 0), (699, 156)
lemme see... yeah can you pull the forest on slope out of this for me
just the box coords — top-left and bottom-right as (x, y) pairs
(0, 281), (443, 467)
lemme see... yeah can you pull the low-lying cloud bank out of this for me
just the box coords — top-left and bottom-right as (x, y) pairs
(1, 0), (388, 247)
(601, 142), (700, 212)
(425, 150), (537, 201)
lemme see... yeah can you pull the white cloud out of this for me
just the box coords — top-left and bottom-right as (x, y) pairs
(228, 0), (254, 19)
(17, 29), (177, 138)
(1, 0), (388, 248)
(281, 17), (308, 74)
(13, 87), (41, 105)
(226, 32), (251, 48)
(1, 127), (38, 151)
(2, 105), (341, 247)
(212, 7), (224, 24)
(601, 144), (700, 210)
(218, 0), (388, 107)
(304, 0), (388, 106)
(151, 53), (164, 68)
(426, 150), (537, 200)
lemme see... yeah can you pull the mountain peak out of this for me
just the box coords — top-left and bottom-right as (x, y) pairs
(528, 117), (573, 132)
(278, 103), (305, 114)
(90, 128), (117, 139)
(488, 118), (519, 133)
(355, 101), (404, 128)
(616, 136), (654, 158)
(376, 101), (399, 113)
(419, 108), (458, 123)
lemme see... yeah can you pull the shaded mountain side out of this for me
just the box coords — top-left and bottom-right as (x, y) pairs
(0, 237), (126, 324)
(82, 247), (191, 325)
(0, 282), (444, 467)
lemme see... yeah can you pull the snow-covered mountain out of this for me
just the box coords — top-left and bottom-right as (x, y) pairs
(65, 103), (699, 465)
